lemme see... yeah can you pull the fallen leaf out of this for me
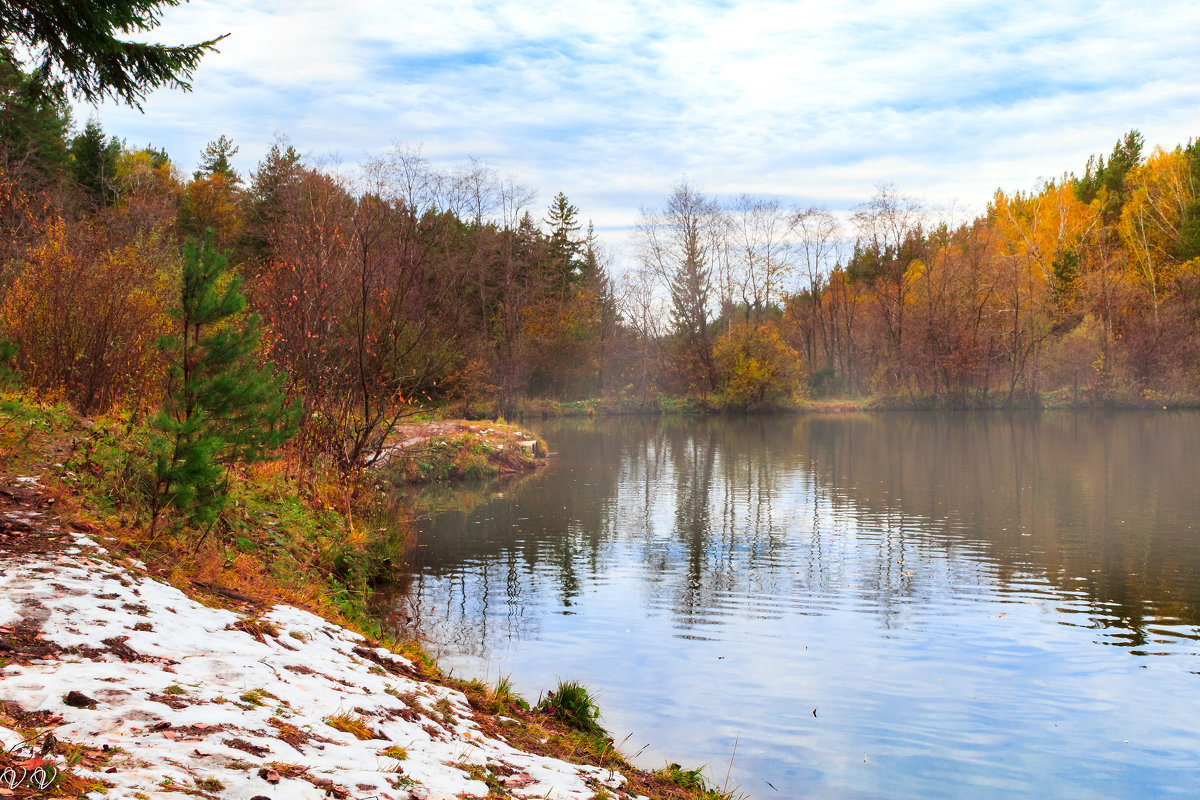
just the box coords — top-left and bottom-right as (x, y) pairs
(503, 773), (535, 788)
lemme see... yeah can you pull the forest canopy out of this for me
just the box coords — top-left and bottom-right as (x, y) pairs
(2, 74), (1199, 472)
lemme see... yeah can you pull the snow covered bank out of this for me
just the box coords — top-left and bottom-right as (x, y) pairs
(0, 526), (630, 799)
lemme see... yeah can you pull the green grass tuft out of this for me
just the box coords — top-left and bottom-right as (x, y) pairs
(538, 680), (604, 736)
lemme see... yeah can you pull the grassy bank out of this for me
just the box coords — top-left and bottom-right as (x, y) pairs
(0, 390), (738, 800)
(379, 419), (547, 483)
(435, 389), (1200, 421)
(0, 396), (549, 635)
(0, 396), (399, 637)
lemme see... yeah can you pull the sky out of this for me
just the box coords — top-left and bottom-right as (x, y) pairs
(77, 0), (1200, 265)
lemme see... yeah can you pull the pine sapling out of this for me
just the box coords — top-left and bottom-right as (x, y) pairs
(149, 228), (297, 539)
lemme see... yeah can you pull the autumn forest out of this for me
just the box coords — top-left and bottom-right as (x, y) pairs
(3, 50), (1200, 475)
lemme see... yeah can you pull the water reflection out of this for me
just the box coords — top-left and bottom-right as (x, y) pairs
(797, 412), (1200, 640)
(376, 412), (1200, 798)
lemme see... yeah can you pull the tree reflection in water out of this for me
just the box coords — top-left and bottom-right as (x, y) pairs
(378, 412), (1200, 658)
(371, 412), (1200, 798)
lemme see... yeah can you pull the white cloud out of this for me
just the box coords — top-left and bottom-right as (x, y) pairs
(75, 0), (1200, 264)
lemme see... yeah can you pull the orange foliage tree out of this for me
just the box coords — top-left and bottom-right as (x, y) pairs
(0, 214), (175, 412)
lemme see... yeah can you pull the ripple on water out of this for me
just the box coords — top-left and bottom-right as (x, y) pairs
(380, 413), (1200, 800)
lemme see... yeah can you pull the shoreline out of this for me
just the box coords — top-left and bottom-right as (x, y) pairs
(0, 509), (631, 799)
(7, 395), (1195, 798)
(0, 396), (724, 800)
(451, 394), (1200, 421)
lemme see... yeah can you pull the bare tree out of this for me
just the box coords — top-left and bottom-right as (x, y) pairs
(853, 183), (923, 255)
(448, 157), (500, 226)
(617, 264), (669, 405)
(259, 148), (467, 470)
(374, 143), (447, 215)
(728, 194), (796, 323)
(791, 205), (841, 367)
(638, 180), (724, 391)
(490, 180), (539, 416)
(852, 183), (925, 388)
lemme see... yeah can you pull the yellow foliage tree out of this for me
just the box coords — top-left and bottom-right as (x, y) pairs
(713, 322), (805, 409)
(1119, 147), (1198, 326)
(180, 172), (241, 248)
(989, 181), (1101, 398)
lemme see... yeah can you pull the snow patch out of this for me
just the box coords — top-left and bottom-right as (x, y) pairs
(0, 543), (626, 800)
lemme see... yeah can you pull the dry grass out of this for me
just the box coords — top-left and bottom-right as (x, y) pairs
(324, 712), (379, 741)
(228, 618), (280, 643)
(380, 745), (407, 761)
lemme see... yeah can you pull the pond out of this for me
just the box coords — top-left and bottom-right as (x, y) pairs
(374, 412), (1200, 799)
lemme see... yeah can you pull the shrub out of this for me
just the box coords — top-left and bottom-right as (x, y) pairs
(0, 216), (176, 412)
(713, 322), (805, 409)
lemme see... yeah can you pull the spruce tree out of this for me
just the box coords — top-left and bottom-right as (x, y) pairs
(0, 2), (225, 108)
(194, 134), (240, 182)
(149, 229), (296, 536)
(0, 56), (70, 175)
(70, 119), (121, 207)
(545, 191), (583, 295)
(240, 140), (301, 264)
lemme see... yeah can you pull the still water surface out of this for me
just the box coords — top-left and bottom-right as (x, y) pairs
(376, 412), (1200, 799)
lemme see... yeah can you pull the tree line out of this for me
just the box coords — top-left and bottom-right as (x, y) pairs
(2, 54), (1199, 484)
(0, 66), (623, 472)
(633, 130), (1200, 408)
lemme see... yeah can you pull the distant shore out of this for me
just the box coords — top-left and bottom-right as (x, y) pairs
(444, 393), (1200, 421)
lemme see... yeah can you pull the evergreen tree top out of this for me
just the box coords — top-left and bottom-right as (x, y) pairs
(546, 191), (580, 236)
(195, 135), (240, 183)
(70, 118), (122, 207)
(0, 55), (71, 175)
(0, 0), (226, 108)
